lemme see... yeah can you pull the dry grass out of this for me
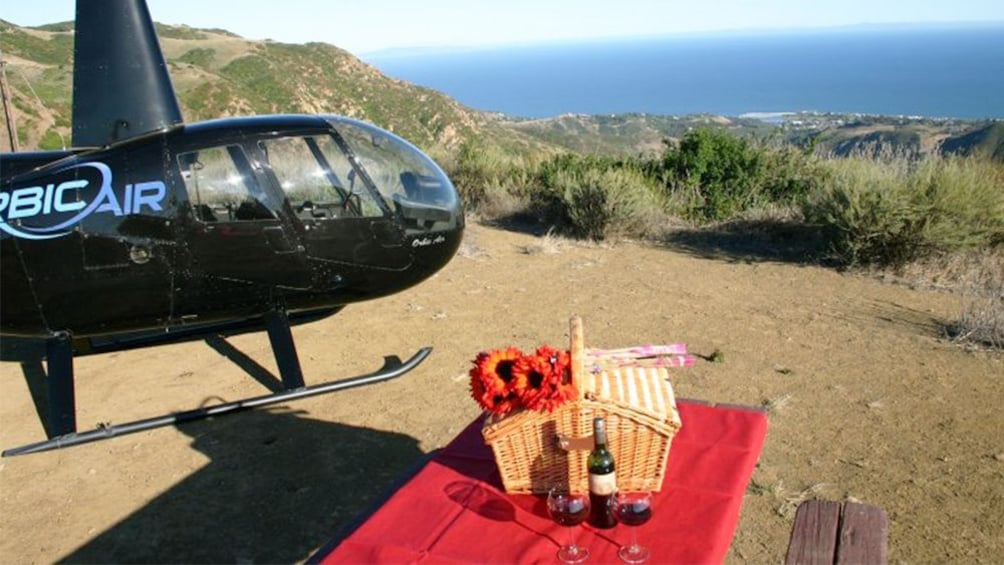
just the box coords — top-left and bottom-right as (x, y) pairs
(456, 233), (490, 260)
(872, 247), (1004, 293)
(761, 393), (793, 414)
(936, 250), (1004, 349)
(858, 247), (1003, 350)
(949, 285), (1004, 349)
(777, 483), (833, 518)
(747, 479), (833, 518)
(517, 229), (572, 255)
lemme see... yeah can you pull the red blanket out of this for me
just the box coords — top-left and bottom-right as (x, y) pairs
(319, 401), (768, 564)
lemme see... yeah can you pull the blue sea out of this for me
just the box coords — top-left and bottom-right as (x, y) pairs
(363, 24), (1004, 120)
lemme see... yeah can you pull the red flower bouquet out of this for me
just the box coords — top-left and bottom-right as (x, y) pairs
(470, 345), (578, 415)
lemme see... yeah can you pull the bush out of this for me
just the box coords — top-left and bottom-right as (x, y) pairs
(802, 157), (1004, 267)
(653, 129), (826, 223)
(660, 128), (767, 221)
(531, 156), (664, 240)
(945, 252), (1004, 349)
(954, 294), (1004, 349)
(38, 129), (68, 151)
(446, 130), (1002, 267)
(910, 158), (1004, 248)
(448, 141), (539, 215)
(761, 144), (831, 204)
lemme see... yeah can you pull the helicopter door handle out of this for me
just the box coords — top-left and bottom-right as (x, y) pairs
(263, 226), (296, 253)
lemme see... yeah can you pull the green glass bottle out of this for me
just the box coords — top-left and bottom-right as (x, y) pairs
(587, 417), (617, 528)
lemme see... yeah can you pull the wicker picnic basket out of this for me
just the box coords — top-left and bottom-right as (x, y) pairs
(481, 317), (684, 494)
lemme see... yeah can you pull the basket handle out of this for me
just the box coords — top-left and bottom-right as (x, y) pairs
(569, 316), (592, 398)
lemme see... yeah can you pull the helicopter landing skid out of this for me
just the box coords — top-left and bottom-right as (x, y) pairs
(2, 311), (432, 457)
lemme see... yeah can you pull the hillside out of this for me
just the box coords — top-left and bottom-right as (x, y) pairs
(503, 113), (777, 154)
(781, 113), (995, 159)
(1, 18), (999, 160)
(0, 19), (541, 154)
(508, 111), (1000, 158)
(940, 122), (1004, 160)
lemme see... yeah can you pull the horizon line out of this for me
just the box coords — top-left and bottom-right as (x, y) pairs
(358, 19), (1004, 58)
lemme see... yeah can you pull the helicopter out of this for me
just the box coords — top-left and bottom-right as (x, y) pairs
(0, 0), (464, 456)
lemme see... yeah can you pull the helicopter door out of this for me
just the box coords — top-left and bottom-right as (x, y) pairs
(172, 143), (310, 320)
(255, 134), (412, 270)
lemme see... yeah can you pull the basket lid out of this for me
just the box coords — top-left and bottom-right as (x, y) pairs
(569, 316), (680, 425)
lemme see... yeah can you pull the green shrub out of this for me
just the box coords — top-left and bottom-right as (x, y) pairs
(658, 128), (766, 221)
(651, 129), (825, 223)
(802, 157), (1004, 267)
(179, 47), (216, 68)
(38, 129), (68, 150)
(447, 129), (1002, 263)
(533, 162), (663, 240)
(761, 144), (831, 204)
(446, 141), (543, 217)
(449, 141), (497, 207)
(911, 158), (1004, 247)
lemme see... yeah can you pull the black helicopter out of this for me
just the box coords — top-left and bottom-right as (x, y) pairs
(0, 0), (464, 456)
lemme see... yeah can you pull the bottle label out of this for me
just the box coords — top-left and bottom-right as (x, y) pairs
(589, 471), (617, 496)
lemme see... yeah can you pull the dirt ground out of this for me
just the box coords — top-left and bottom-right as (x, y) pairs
(1, 222), (1001, 563)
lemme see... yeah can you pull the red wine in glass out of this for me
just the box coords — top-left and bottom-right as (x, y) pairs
(611, 492), (653, 563)
(547, 488), (591, 563)
(614, 501), (652, 526)
(552, 502), (590, 526)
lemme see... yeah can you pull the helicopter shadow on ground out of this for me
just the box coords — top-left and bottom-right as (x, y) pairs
(58, 345), (426, 564)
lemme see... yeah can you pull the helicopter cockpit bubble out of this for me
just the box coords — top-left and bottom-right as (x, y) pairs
(323, 116), (462, 235)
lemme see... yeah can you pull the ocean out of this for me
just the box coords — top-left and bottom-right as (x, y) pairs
(362, 24), (1004, 120)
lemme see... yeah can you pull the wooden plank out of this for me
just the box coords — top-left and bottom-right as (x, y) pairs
(786, 500), (842, 565)
(836, 502), (889, 565)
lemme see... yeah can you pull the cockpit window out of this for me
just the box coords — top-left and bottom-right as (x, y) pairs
(326, 117), (460, 232)
(177, 145), (276, 222)
(258, 135), (386, 220)
(330, 120), (453, 204)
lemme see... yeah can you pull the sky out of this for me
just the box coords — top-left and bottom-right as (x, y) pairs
(3, 0), (1004, 55)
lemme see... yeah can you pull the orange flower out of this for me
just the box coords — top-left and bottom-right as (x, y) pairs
(512, 345), (578, 412)
(470, 345), (577, 414)
(470, 347), (524, 415)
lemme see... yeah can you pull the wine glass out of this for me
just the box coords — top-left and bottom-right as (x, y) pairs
(611, 491), (653, 563)
(547, 487), (591, 563)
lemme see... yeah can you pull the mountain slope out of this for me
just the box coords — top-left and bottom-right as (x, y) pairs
(0, 19), (539, 153)
(940, 122), (1004, 160)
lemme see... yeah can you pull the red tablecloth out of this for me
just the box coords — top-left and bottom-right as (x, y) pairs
(318, 401), (768, 564)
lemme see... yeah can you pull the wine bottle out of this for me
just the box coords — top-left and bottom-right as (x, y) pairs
(587, 416), (617, 529)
